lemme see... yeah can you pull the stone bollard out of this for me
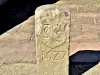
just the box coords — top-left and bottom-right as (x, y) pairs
(35, 5), (70, 75)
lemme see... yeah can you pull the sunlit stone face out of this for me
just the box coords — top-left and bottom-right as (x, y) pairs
(38, 8), (70, 49)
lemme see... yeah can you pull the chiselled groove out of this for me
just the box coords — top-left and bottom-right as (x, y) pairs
(61, 51), (67, 59)
(39, 51), (68, 62)
(29, 31), (35, 43)
(15, 24), (23, 33)
(93, 14), (97, 24)
(41, 37), (67, 49)
(41, 51), (67, 61)
(53, 52), (59, 60)
(44, 24), (50, 25)
(46, 51), (52, 60)
(53, 51), (67, 60)
(0, 61), (36, 66)
(39, 51), (44, 63)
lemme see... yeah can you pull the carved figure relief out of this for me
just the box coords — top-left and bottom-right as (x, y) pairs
(38, 9), (70, 49)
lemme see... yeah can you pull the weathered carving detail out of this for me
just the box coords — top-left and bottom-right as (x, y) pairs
(35, 5), (70, 75)
(37, 9), (70, 49)
(39, 51), (67, 62)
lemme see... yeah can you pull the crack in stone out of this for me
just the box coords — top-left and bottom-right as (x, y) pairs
(0, 61), (36, 66)
(15, 24), (23, 33)
(29, 31), (35, 43)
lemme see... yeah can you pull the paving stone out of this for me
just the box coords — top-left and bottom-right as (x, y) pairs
(35, 5), (70, 75)
(0, 63), (37, 75)
(0, 16), (36, 64)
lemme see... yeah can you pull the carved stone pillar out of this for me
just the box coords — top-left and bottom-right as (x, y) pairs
(35, 5), (70, 75)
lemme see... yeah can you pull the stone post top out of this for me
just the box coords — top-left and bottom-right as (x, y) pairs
(35, 4), (70, 75)
(35, 4), (70, 20)
(35, 4), (70, 13)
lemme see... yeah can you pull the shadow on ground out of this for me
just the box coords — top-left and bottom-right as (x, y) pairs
(69, 50), (100, 75)
(0, 0), (59, 34)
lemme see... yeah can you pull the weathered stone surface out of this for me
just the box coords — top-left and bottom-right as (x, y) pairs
(83, 63), (100, 75)
(55, 1), (100, 74)
(65, 0), (98, 5)
(0, 63), (37, 75)
(0, 0), (99, 74)
(55, 0), (100, 56)
(35, 5), (70, 75)
(0, 16), (37, 64)
(55, 0), (66, 6)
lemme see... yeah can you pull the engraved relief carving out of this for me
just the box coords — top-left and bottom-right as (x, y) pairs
(38, 9), (70, 49)
(39, 51), (67, 62)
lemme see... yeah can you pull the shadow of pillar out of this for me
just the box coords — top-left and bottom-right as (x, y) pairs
(69, 50), (100, 75)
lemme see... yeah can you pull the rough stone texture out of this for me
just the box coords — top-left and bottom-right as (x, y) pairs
(83, 63), (100, 75)
(0, 16), (36, 64)
(65, 0), (99, 5)
(0, 63), (37, 75)
(55, 0), (100, 74)
(35, 5), (70, 75)
(55, 0), (100, 56)
(0, 0), (99, 74)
